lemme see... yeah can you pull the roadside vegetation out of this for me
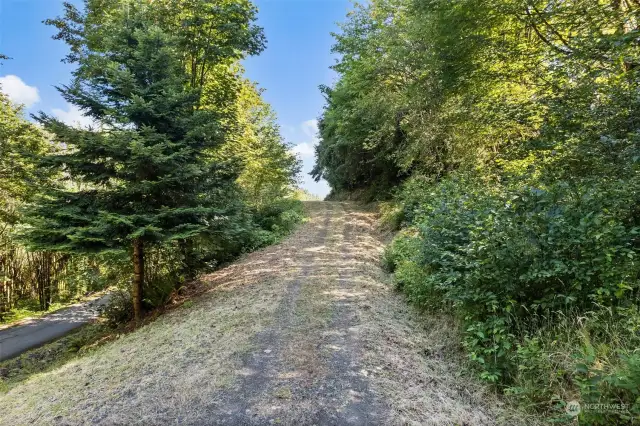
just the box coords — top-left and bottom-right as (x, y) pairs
(1, 0), (303, 326)
(0, 203), (521, 425)
(0, 323), (113, 393)
(313, 1), (640, 423)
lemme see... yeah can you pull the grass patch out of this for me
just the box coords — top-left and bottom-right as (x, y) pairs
(0, 322), (115, 393)
(274, 386), (293, 399)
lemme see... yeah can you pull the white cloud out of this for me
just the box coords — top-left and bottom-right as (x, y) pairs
(301, 119), (319, 142)
(280, 124), (297, 139)
(291, 142), (315, 157)
(290, 119), (320, 158)
(0, 75), (40, 108)
(52, 105), (95, 129)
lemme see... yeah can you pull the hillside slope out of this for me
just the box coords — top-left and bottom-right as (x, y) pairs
(0, 202), (518, 425)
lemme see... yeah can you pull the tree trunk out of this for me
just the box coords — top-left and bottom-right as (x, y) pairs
(43, 253), (51, 311)
(132, 238), (144, 323)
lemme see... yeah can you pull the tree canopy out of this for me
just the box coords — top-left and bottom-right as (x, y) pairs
(9, 0), (300, 322)
(314, 0), (640, 198)
(316, 0), (640, 422)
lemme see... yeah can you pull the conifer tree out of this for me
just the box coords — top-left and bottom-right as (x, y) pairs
(25, 4), (246, 321)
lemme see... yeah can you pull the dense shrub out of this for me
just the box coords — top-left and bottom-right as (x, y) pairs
(100, 289), (134, 328)
(384, 173), (640, 420)
(138, 199), (305, 311)
(250, 198), (305, 247)
(94, 198), (305, 326)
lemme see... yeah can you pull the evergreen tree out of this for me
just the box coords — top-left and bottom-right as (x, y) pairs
(24, 5), (247, 321)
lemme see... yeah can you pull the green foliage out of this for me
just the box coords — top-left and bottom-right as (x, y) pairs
(377, 201), (403, 231)
(320, 0), (640, 421)
(384, 230), (436, 306)
(3, 0), (300, 322)
(100, 289), (134, 328)
(27, 16), (237, 252)
(249, 198), (305, 248)
(142, 243), (187, 308)
(0, 93), (51, 224)
(384, 173), (640, 418)
(0, 92), (101, 318)
(23, 4), (260, 321)
(221, 81), (301, 207)
(505, 308), (640, 422)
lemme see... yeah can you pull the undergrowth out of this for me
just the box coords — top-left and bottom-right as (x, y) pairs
(99, 198), (306, 326)
(383, 174), (640, 424)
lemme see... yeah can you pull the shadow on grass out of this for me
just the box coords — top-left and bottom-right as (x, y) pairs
(0, 322), (116, 393)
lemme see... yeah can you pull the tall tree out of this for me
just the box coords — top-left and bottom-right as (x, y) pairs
(0, 92), (54, 313)
(220, 80), (300, 207)
(0, 93), (51, 226)
(25, 1), (264, 321)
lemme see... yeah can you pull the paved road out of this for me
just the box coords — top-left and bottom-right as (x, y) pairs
(0, 295), (110, 361)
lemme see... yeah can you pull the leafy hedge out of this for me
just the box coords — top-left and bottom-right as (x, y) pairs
(384, 174), (640, 422)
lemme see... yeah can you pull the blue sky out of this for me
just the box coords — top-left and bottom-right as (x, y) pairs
(0, 0), (353, 198)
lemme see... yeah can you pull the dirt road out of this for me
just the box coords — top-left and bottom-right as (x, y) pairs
(0, 202), (513, 425)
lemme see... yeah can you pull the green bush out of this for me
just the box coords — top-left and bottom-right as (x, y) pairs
(94, 200), (305, 320)
(142, 243), (187, 309)
(100, 290), (134, 328)
(97, 244), (186, 312)
(378, 201), (404, 231)
(383, 228), (445, 311)
(385, 171), (640, 420)
(250, 199), (305, 248)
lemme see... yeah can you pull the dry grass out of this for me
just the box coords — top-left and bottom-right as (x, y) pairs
(0, 203), (331, 425)
(328, 207), (518, 425)
(0, 202), (530, 425)
(0, 290), (268, 424)
(0, 216), (315, 425)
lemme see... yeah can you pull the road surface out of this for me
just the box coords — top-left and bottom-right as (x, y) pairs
(0, 295), (110, 361)
(0, 203), (520, 425)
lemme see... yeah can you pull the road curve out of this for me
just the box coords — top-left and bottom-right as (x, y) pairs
(0, 295), (110, 361)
